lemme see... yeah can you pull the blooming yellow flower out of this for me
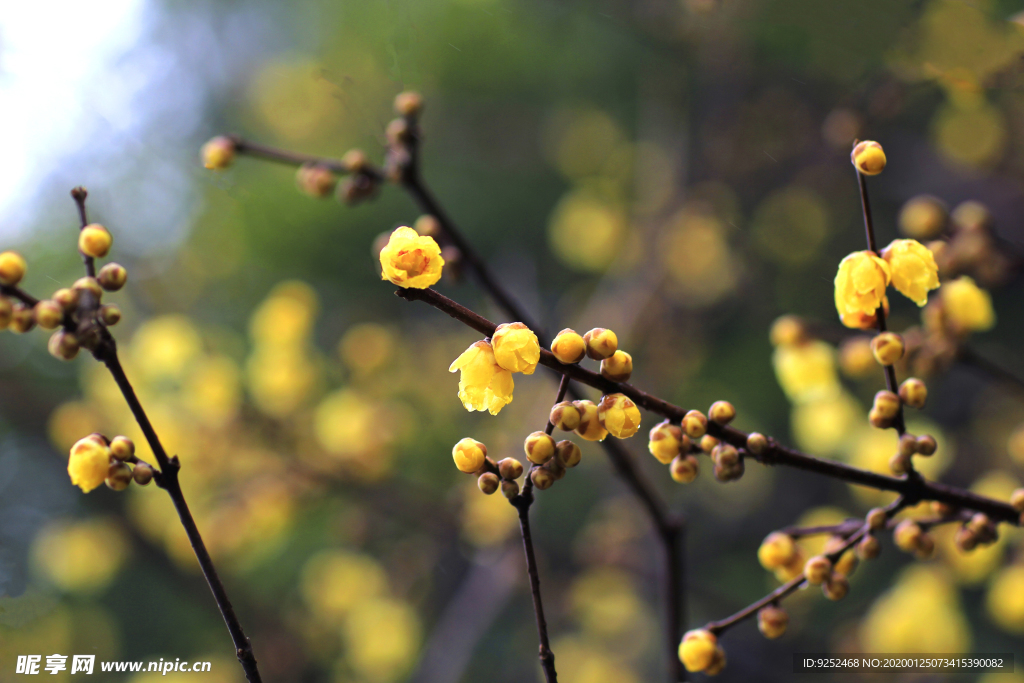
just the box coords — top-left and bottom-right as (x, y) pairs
(68, 435), (111, 493)
(449, 341), (514, 415)
(379, 226), (444, 289)
(597, 393), (641, 439)
(491, 322), (540, 374)
(941, 276), (995, 332)
(882, 239), (939, 306)
(834, 250), (891, 329)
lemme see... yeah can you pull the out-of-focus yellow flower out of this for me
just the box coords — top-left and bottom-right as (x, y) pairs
(1009, 424), (1024, 466)
(899, 195), (947, 240)
(751, 186), (829, 266)
(548, 190), (627, 272)
(68, 436), (111, 493)
(882, 239), (939, 306)
(934, 101), (1007, 168)
(987, 565), (1024, 634)
(551, 637), (640, 683)
(379, 227), (444, 289)
(569, 568), (646, 640)
(941, 276), (995, 332)
(248, 57), (344, 141)
(48, 402), (104, 452)
(861, 565), (969, 653)
(491, 322), (540, 375)
(597, 394), (641, 439)
(791, 392), (860, 455)
(838, 336), (876, 379)
(314, 389), (383, 459)
(32, 518), (128, 593)
(247, 348), (318, 418)
(660, 210), (737, 306)
(201, 136), (235, 170)
(461, 481), (518, 547)
(250, 281), (318, 347)
(343, 597), (421, 682)
(449, 341), (514, 415)
(300, 551), (388, 623)
(340, 323), (395, 376)
(834, 251), (890, 328)
(130, 316), (203, 382)
(182, 356), (241, 427)
(793, 507), (849, 557)
(772, 340), (840, 403)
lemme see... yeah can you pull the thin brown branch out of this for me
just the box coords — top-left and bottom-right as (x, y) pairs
(70, 186), (96, 278)
(396, 286), (1022, 525)
(0, 284), (40, 307)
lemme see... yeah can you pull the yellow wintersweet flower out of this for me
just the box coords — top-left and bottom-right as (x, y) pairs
(491, 322), (540, 375)
(987, 565), (1024, 634)
(68, 435), (111, 493)
(941, 276), (995, 332)
(772, 340), (840, 403)
(379, 226), (444, 289)
(597, 393), (642, 439)
(449, 341), (514, 415)
(882, 239), (939, 306)
(834, 250), (890, 328)
(851, 140), (886, 176)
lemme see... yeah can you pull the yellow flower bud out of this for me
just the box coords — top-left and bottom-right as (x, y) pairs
(583, 327), (618, 360)
(1010, 488), (1024, 513)
(106, 461), (133, 491)
(73, 276), (103, 299)
(670, 454), (699, 483)
(856, 535), (880, 560)
(52, 288), (79, 311)
(682, 410), (707, 439)
(600, 350), (633, 382)
(492, 322), (540, 375)
(597, 393), (641, 439)
(33, 300), (63, 330)
(0, 251), (27, 286)
(916, 434), (937, 456)
(133, 462), (154, 486)
(897, 433), (918, 458)
(866, 508), (887, 531)
(838, 336), (875, 378)
(851, 140), (886, 175)
(201, 136), (235, 170)
(109, 436), (135, 461)
(555, 440), (582, 468)
(649, 420), (684, 464)
(898, 378), (927, 409)
(497, 458), (524, 480)
(47, 330), (80, 360)
(951, 200), (991, 232)
(379, 226), (445, 289)
(822, 573), (849, 601)
(746, 432), (768, 456)
(295, 163), (337, 198)
(708, 400), (735, 425)
(774, 549), (807, 583)
(97, 263), (128, 291)
(394, 91), (424, 117)
(68, 435), (111, 493)
(889, 451), (911, 475)
(9, 303), (35, 333)
(549, 401), (581, 431)
(870, 332), (904, 366)
(941, 276), (995, 333)
(871, 390), (901, 422)
(705, 646), (726, 676)
(550, 328), (586, 364)
(893, 520), (922, 553)
(823, 537), (858, 576)
(700, 435), (719, 453)
(99, 304), (122, 326)
(572, 400), (608, 442)
(757, 605), (788, 639)
(531, 467), (555, 490)
(678, 629), (717, 673)
(898, 195), (947, 240)
(501, 479), (520, 499)
(758, 532), (796, 570)
(524, 431), (556, 465)
(79, 224), (113, 259)
(804, 555), (832, 585)
(386, 118), (411, 144)
(881, 239), (939, 306)
(0, 296), (12, 329)
(342, 149), (369, 174)
(449, 341), (514, 415)
(835, 251), (890, 328)
(478, 472), (500, 495)
(452, 438), (487, 473)
(769, 315), (806, 347)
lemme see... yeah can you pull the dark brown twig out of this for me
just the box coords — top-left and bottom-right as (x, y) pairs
(396, 285), (1022, 525)
(70, 186), (96, 278)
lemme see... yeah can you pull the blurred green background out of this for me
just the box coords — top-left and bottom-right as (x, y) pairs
(3, 0), (1024, 681)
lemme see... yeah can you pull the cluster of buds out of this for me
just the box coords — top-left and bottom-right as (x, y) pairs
(758, 532), (807, 583)
(67, 434), (153, 493)
(803, 553), (850, 601)
(453, 438), (519, 498)
(954, 511), (1000, 552)
(523, 431), (582, 491)
(888, 431), (937, 475)
(383, 91), (423, 185)
(1, 219), (126, 360)
(648, 420), (698, 483)
(893, 518), (936, 559)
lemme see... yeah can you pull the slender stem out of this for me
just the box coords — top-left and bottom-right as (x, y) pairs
(396, 286), (1022, 525)
(0, 284), (40, 307)
(71, 187), (96, 278)
(93, 339), (261, 682)
(856, 170), (906, 436)
(957, 347), (1024, 397)
(545, 375), (572, 435)
(512, 486), (557, 682)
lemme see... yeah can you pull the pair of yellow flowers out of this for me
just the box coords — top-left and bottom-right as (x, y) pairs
(835, 239), (939, 329)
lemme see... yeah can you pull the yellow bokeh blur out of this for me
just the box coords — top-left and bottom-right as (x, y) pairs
(342, 597), (421, 682)
(660, 208), (738, 306)
(548, 190), (628, 272)
(32, 518), (129, 593)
